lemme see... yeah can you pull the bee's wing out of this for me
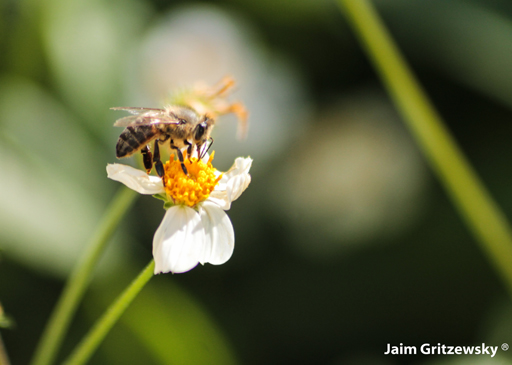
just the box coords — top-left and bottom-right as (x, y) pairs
(113, 115), (144, 127)
(111, 107), (165, 115)
(112, 107), (182, 127)
(113, 115), (181, 127)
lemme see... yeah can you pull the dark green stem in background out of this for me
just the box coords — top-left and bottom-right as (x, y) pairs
(337, 0), (512, 297)
(31, 187), (137, 365)
(62, 260), (155, 365)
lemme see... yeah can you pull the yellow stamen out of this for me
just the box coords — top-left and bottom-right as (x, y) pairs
(163, 152), (222, 207)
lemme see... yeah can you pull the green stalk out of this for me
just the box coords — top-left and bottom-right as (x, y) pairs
(31, 187), (137, 365)
(337, 0), (512, 296)
(62, 260), (155, 365)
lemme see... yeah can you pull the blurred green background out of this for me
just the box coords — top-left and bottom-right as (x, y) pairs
(2, 0), (512, 364)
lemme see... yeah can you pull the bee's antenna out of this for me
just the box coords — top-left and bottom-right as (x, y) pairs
(200, 137), (214, 160)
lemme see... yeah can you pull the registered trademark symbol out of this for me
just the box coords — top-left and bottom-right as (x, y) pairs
(502, 343), (509, 351)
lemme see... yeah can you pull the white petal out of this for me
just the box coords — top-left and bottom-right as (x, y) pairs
(198, 202), (234, 265)
(153, 205), (206, 274)
(208, 157), (252, 210)
(207, 190), (231, 210)
(107, 163), (165, 195)
(223, 157), (252, 203)
(226, 169), (251, 203)
(225, 157), (253, 178)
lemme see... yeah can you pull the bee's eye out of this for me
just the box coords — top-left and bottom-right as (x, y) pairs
(179, 119), (187, 124)
(195, 122), (207, 140)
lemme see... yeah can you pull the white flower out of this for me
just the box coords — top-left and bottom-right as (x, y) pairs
(107, 156), (252, 274)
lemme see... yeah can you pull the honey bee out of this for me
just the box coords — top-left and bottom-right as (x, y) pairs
(113, 105), (214, 179)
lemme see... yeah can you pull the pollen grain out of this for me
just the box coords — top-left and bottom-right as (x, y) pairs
(163, 152), (221, 207)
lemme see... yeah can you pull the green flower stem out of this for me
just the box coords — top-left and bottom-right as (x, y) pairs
(62, 260), (155, 365)
(337, 0), (512, 296)
(31, 187), (137, 365)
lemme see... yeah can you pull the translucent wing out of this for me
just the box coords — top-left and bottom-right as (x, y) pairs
(111, 107), (165, 115)
(111, 107), (181, 127)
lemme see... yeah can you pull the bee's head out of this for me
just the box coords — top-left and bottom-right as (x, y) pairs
(193, 115), (215, 158)
(193, 115), (214, 144)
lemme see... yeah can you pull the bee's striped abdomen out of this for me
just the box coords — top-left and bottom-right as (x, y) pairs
(116, 125), (158, 158)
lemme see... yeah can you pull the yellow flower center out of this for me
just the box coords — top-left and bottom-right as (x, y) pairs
(163, 152), (222, 207)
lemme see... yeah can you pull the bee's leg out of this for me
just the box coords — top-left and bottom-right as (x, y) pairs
(153, 140), (165, 179)
(170, 140), (188, 175)
(184, 140), (193, 160)
(141, 146), (153, 174)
